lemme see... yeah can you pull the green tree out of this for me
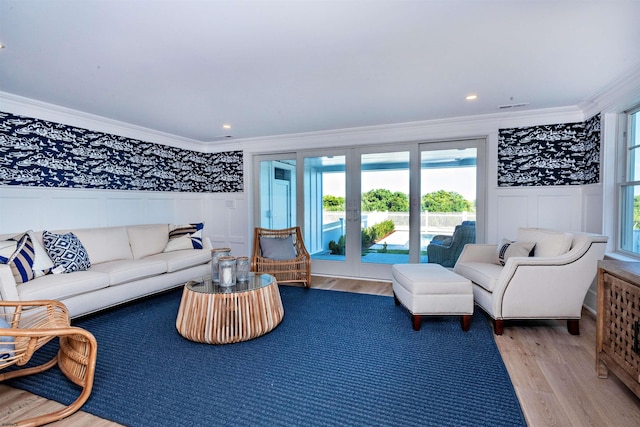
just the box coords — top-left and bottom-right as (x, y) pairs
(421, 190), (472, 212)
(635, 195), (640, 229)
(361, 189), (409, 212)
(323, 195), (345, 211)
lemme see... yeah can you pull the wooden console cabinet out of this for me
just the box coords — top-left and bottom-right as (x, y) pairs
(596, 260), (640, 399)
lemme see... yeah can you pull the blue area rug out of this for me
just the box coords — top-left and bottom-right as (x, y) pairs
(8, 287), (525, 426)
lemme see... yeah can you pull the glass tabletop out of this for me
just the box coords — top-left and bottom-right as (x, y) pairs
(186, 273), (275, 294)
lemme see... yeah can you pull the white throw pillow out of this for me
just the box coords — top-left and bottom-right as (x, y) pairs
(495, 239), (536, 266)
(27, 231), (54, 277)
(516, 228), (573, 257)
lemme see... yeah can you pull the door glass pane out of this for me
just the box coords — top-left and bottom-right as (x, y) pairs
(421, 148), (477, 264)
(258, 160), (296, 229)
(361, 151), (410, 264)
(304, 155), (346, 260)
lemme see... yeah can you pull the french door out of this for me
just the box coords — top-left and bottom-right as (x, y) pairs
(301, 146), (413, 278)
(254, 139), (484, 280)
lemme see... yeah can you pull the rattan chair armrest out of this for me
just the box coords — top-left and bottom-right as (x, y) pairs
(0, 299), (69, 312)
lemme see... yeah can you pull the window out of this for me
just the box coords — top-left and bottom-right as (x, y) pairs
(620, 106), (640, 255)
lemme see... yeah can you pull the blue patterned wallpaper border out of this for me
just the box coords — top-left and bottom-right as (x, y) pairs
(497, 114), (600, 187)
(0, 111), (243, 193)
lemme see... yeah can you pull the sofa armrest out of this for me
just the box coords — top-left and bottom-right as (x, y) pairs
(203, 236), (213, 250)
(490, 239), (608, 319)
(0, 264), (21, 301)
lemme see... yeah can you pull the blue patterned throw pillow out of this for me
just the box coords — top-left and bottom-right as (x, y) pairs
(42, 231), (91, 273)
(0, 232), (35, 284)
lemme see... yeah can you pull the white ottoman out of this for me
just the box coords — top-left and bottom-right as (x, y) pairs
(392, 263), (474, 331)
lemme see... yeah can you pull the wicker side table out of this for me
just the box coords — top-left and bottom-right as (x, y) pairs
(596, 260), (640, 399)
(176, 273), (283, 344)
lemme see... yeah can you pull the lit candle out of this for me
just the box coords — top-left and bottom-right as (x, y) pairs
(222, 267), (232, 286)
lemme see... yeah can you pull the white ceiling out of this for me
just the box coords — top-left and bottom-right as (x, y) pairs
(1, 0), (639, 143)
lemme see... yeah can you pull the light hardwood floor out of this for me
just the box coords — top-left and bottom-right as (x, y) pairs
(1, 276), (639, 426)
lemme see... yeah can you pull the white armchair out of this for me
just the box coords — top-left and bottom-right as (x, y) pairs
(453, 228), (608, 335)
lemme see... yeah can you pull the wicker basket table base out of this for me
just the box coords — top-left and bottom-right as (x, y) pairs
(176, 273), (284, 344)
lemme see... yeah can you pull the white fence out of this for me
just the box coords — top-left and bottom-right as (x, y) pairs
(323, 211), (475, 233)
(321, 211), (475, 250)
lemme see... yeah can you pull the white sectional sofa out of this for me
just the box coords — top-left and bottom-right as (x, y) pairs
(0, 224), (212, 318)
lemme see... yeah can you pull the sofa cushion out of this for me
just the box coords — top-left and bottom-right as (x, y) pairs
(495, 239), (535, 266)
(43, 231), (91, 273)
(164, 223), (204, 252)
(146, 249), (211, 273)
(0, 233), (35, 284)
(516, 228), (573, 257)
(16, 270), (109, 301)
(90, 259), (168, 286)
(454, 261), (503, 292)
(127, 224), (170, 259)
(71, 227), (133, 264)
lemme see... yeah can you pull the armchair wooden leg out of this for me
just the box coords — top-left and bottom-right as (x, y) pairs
(412, 315), (422, 331)
(493, 319), (504, 335)
(567, 319), (580, 335)
(460, 315), (471, 331)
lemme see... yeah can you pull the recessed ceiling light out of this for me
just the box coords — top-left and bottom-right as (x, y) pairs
(222, 124), (232, 130)
(465, 94), (478, 101)
(0, 44), (5, 49)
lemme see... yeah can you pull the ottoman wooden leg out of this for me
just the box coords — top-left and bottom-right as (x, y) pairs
(412, 314), (421, 331)
(461, 315), (471, 331)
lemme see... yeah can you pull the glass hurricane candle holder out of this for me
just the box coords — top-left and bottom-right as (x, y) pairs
(211, 248), (231, 282)
(218, 256), (236, 287)
(236, 256), (250, 282)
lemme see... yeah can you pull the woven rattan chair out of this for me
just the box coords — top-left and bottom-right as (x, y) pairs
(0, 300), (97, 427)
(251, 226), (311, 288)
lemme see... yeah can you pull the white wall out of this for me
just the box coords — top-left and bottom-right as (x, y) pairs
(0, 186), (250, 257)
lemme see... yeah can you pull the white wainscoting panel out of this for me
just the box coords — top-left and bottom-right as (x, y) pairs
(493, 186), (586, 241)
(206, 194), (249, 257)
(147, 197), (178, 225)
(47, 194), (103, 230)
(106, 197), (147, 226)
(0, 193), (43, 232)
(495, 195), (530, 240)
(536, 194), (582, 232)
(174, 197), (208, 225)
(0, 187), (250, 259)
(583, 184), (605, 235)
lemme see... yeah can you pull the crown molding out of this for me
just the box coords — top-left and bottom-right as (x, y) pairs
(236, 106), (584, 154)
(0, 91), (209, 152)
(579, 64), (640, 117)
(1, 90), (589, 155)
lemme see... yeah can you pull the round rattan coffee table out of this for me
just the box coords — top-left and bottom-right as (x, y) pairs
(175, 273), (284, 344)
